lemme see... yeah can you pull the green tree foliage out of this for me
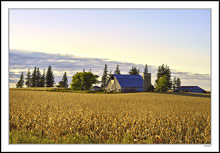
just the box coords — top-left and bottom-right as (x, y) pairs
(144, 64), (148, 73)
(16, 72), (24, 88)
(58, 72), (68, 88)
(101, 64), (108, 88)
(147, 85), (155, 92)
(172, 76), (177, 90)
(31, 67), (37, 87)
(36, 68), (41, 87)
(71, 72), (99, 90)
(172, 77), (181, 91)
(114, 65), (121, 74)
(156, 75), (168, 92)
(176, 77), (181, 88)
(155, 64), (172, 90)
(46, 65), (55, 87)
(25, 69), (31, 87)
(39, 69), (46, 87)
(129, 66), (140, 75)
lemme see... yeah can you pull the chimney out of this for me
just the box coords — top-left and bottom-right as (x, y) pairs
(143, 72), (151, 92)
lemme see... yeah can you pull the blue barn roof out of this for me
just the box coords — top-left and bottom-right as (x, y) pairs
(175, 86), (206, 93)
(113, 74), (143, 88)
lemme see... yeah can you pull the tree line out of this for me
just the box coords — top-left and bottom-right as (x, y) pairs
(16, 64), (181, 92)
(16, 66), (68, 88)
(100, 64), (181, 92)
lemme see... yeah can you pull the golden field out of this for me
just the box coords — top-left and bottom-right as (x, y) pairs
(9, 89), (211, 144)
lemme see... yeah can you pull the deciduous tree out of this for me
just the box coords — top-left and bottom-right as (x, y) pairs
(156, 75), (168, 92)
(71, 72), (99, 90)
(155, 64), (172, 90)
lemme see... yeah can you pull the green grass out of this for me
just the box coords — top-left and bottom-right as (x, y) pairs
(10, 87), (105, 94)
(9, 130), (97, 144)
(9, 130), (151, 144)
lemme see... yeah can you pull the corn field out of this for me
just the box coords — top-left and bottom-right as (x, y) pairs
(9, 89), (211, 144)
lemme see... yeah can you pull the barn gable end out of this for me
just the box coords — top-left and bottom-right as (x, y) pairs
(105, 74), (143, 93)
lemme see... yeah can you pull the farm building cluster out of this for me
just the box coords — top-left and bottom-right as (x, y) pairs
(101, 72), (206, 93)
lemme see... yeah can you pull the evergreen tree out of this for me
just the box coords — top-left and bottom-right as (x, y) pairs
(172, 76), (177, 90)
(16, 72), (24, 88)
(58, 72), (68, 88)
(25, 69), (31, 87)
(101, 64), (108, 89)
(129, 66), (140, 75)
(155, 64), (172, 90)
(31, 67), (37, 87)
(176, 77), (181, 88)
(172, 77), (181, 91)
(36, 68), (41, 87)
(114, 65), (121, 74)
(144, 64), (148, 73)
(46, 65), (55, 87)
(39, 69), (46, 87)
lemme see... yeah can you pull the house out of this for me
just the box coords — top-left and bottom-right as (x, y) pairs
(175, 86), (206, 93)
(105, 72), (151, 93)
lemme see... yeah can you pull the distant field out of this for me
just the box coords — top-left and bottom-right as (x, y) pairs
(9, 89), (211, 144)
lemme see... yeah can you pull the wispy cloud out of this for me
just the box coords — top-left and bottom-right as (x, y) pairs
(9, 50), (210, 90)
(172, 71), (210, 80)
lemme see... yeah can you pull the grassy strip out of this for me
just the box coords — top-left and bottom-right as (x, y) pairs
(9, 130), (96, 144)
(9, 130), (152, 144)
(9, 88), (124, 94)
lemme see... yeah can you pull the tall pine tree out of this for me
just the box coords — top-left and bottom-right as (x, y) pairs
(101, 64), (108, 89)
(114, 65), (120, 74)
(36, 68), (41, 87)
(172, 77), (181, 91)
(39, 69), (46, 87)
(176, 77), (181, 88)
(129, 66), (140, 75)
(31, 67), (37, 87)
(172, 76), (177, 90)
(58, 72), (68, 88)
(16, 72), (24, 88)
(25, 69), (31, 87)
(46, 65), (55, 87)
(144, 64), (148, 73)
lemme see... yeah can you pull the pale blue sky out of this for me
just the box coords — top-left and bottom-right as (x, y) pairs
(9, 9), (211, 89)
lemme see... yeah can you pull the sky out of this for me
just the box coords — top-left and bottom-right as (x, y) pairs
(9, 9), (211, 90)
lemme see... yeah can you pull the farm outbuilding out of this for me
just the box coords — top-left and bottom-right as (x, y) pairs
(175, 86), (206, 93)
(105, 73), (151, 93)
(93, 86), (101, 91)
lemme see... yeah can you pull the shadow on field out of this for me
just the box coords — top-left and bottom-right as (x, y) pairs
(152, 92), (211, 98)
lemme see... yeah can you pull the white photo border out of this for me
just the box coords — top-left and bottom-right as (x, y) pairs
(1, 1), (219, 152)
